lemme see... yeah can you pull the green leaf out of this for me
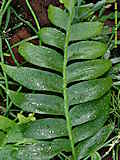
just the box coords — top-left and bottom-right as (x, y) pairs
(8, 90), (64, 115)
(2, 64), (63, 93)
(0, 116), (16, 132)
(0, 2), (113, 159)
(72, 94), (110, 143)
(22, 119), (68, 140)
(67, 60), (112, 83)
(68, 41), (107, 61)
(0, 131), (6, 147)
(74, 4), (94, 20)
(4, 125), (24, 144)
(75, 124), (114, 159)
(70, 93), (110, 126)
(17, 113), (36, 124)
(70, 22), (103, 41)
(48, 5), (68, 30)
(4, 124), (36, 145)
(39, 27), (65, 50)
(17, 139), (71, 160)
(59, 0), (64, 3)
(62, 0), (75, 13)
(0, 145), (17, 160)
(68, 77), (112, 105)
(91, 152), (101, 160)
(19, 42), (63, 72)
(73, 113), (109, 144)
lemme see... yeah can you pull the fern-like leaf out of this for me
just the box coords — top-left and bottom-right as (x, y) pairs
(0, 1), (114, 159)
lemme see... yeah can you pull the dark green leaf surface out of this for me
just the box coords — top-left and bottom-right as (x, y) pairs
(19, 42), (63, 72)
(75, 124), (114, 159)
(72, 94), (110, 143)
(70, 93), (110, 126)
(67, 60), (111, 83)
(91, 152), (101, 160)
(8, 90), (64, 115)
(2, 65), (63, 93)
(74, 4), (93, 20)
(70, 22), (103, 41)
(40, 28), (65, 50)
(0, 145), (17, 160)
(17, 139), (71, 160)
(0, 1), (113, 159)
(0, 116), (16, 132)
(48, 5), (68, 30)
(4, 124), (37, 145)
(68, 77), (112, 105)
(4, 125), (24, 144)
(73, 113), (109, 144)
(68, 41), (107, 61)
(62, 0), (75, 13)
(0, 131), (6, 147)
(22, 119), (67, 140)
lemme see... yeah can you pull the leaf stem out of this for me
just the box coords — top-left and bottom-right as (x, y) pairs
(11, 7), (37, 34)
(63, 2), (76, 160)
(0, 0), (6, 13)
(0, 0), (12, 26)
(5, 38), (19, 66)
(0, 38), (9, 116)
(0, 0), (12, 116)
(115, 0), (117, 48)
(25, 0), (42, 45)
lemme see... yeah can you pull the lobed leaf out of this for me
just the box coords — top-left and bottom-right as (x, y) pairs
(0, 1), (113, 159)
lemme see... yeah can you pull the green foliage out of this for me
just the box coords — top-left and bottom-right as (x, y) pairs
(0, 1), (114, 160)
(91, 152), (101, 160)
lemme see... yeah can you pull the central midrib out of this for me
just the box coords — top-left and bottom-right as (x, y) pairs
(63, 2), (76, 160)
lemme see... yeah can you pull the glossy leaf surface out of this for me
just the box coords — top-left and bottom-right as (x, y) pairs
(19, 42), (63, 72)
(70, 22), (103, 41)
(0, 1), (113, 159)
(8, 90), (64, 115)
(48, 5), (68, 30)
(68, 77), (112, 105)
(67, 60), (111, 83)
(22, 119), (67, 140)
(2, 64), (63, 93)
(40, 28), (65, 50)
(75, 124), (114, 159)
(68, 41), (107, 61)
